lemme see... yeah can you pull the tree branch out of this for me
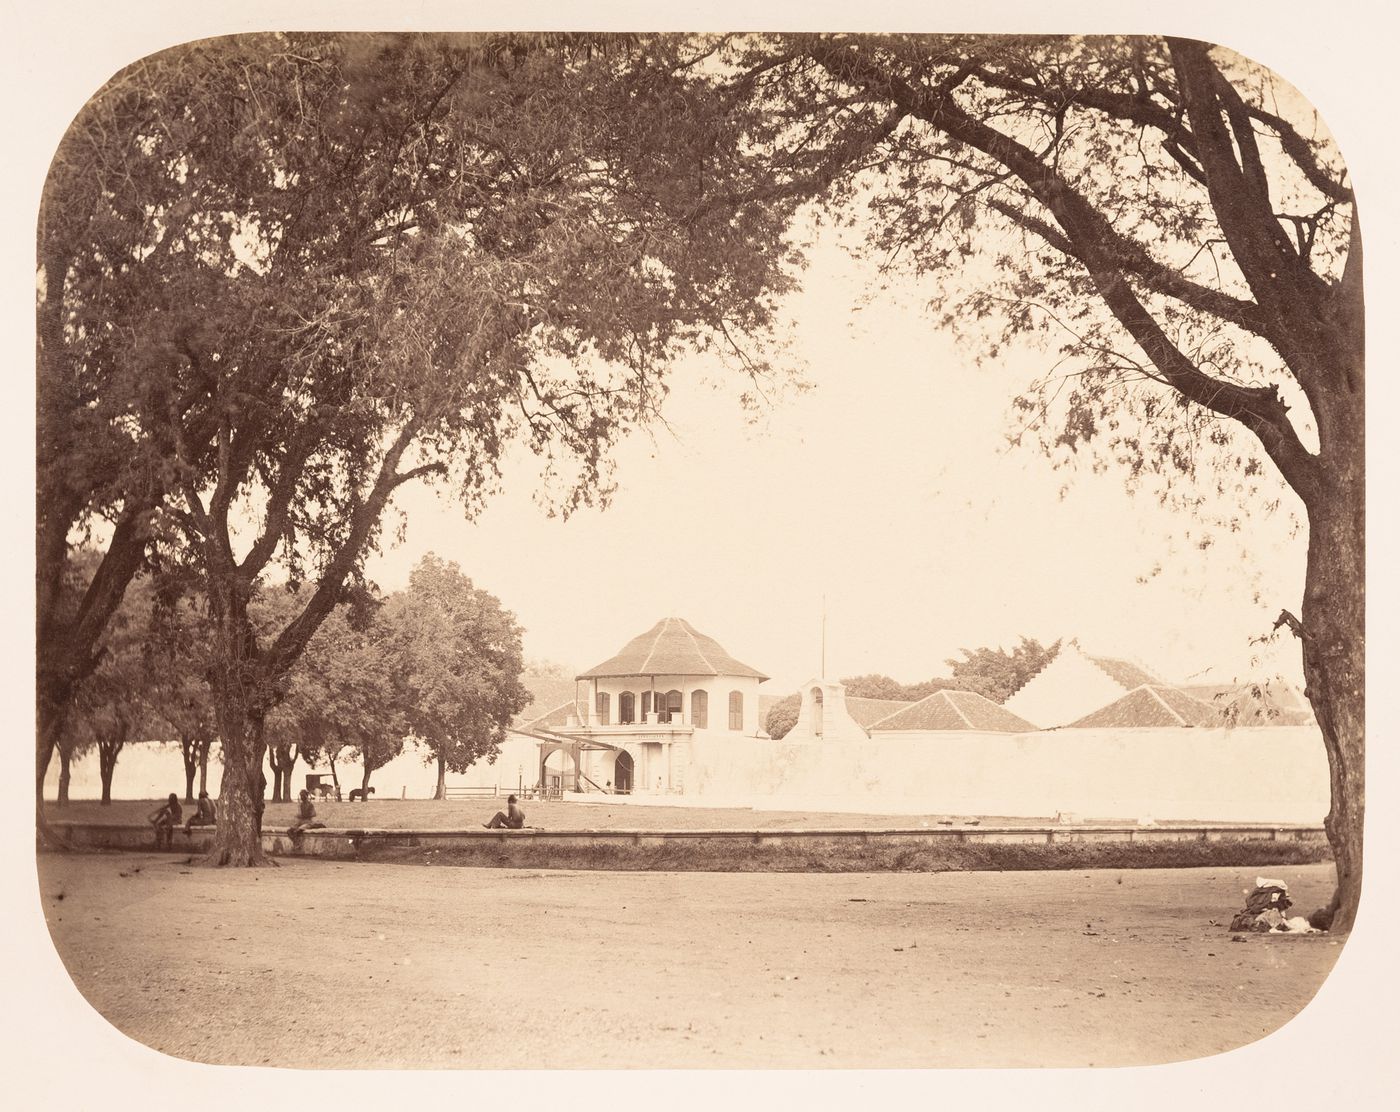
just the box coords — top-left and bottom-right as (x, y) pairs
(986, 197), (1266, 333)
(807, 37), (1323, 505)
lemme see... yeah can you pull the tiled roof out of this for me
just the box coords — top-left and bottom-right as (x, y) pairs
(1087, 654), (1160, 690)
(1178, 683), (1314, 727)
(512, 675), (580, 728)
(843, 696), (916, 728)
(521, 700), (585, 732)
(577, 618), (768, 681)
(1067, 685), (1217, 728)
(871, 689), (1037, 733)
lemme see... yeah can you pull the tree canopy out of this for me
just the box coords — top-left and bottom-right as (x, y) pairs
(678, 33), (1360, 926)
(40, 32), (806, 862)
(382, 554), (530, 798)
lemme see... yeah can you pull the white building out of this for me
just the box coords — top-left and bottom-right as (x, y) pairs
(542, 617), (769, 795)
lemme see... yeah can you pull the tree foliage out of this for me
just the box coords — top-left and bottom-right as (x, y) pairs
(41, 32), (805, 863)
(61, 571), (158, 805)
(265, 592), (400, 801)
(382, 555), (529, 798)
(944, 638), (1061, 704)
(141, 578), (220, 801)
(763, 694), (801, 740)
(666, 32), (1362, 930)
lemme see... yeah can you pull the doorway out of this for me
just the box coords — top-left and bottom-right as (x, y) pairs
(614, 750), (634, 794)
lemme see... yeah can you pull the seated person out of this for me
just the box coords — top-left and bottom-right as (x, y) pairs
(288, 790), (326, 838)
(484, 795), (526, 829)
(183, 790), (216, 833)
(147, 793), (182, 850)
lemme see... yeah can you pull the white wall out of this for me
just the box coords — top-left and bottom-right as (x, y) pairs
(688, 725), (1329, 823)
(44, 732), (546, 802)
(48, 723), (1330, 825)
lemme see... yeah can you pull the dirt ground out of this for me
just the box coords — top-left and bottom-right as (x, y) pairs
(46, 797), (1246, 832)
(35, 852), (1340, 1069)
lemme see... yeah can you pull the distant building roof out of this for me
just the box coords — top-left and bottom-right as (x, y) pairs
(1067, 685), (1217, 728)
(843, 696), (916, 728)
(512, 674), (580, 728)
(520, 700), (585, 733)
(1001, 640), (1161, 706)
(871, 689), (1037, 733)
(1178, 682), (1314, 727)
(1086, 654), (1160, 690)
(577, 618), (768, 681)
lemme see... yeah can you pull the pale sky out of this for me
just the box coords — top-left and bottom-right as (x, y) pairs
(7, 3), (1399, 1106)
(365, 228), (1310, 695)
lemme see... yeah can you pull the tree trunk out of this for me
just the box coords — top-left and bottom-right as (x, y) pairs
(361, 764), (372, 793)
(1300, 460), (1364, 933)
(435, 755), (446, 801)
(57, 747), (71, 807)
(98, 740), (120, 805)
(198, 740), (211, 796)
(267, 743), (300, 803)
(181, 734), (198, 803)
(207, 710), (270, 867)
(204, 590), (274, 868)
(36, 680), (69, 841)
(328, 753), (341, 801)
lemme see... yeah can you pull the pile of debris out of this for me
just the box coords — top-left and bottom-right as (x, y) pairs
(1228, 877), (1322, 934)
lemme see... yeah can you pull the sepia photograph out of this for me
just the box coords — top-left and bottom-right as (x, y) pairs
(11, 0), (1397, 1101)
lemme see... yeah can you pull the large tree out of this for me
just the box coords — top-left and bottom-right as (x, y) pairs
(699, 33), (1360, 927)
(42, 33), (801, 864)
(383, 554), (530, 800)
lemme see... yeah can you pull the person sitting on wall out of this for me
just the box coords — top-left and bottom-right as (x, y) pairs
(484, 795), (526, 829)
(348, 786), (375, 803)
(148, 793), (182, 850)
(183, 790), (216, 834)
(288, 790), (326, 841)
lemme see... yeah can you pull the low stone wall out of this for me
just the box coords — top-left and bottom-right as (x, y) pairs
(46, 820), (1327, 863)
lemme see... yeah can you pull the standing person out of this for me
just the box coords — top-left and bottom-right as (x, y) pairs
(484, 795), (526, 829)
(148, 793), (182, 850)
(183, 790), (215, 834)
(287, 790), (325, 840)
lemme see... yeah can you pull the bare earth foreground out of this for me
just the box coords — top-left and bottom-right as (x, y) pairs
(36, 853), (1340, 1069)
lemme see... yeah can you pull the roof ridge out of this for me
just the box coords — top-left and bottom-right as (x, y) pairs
(1144, 684), (1189, 726)
(941, 689), (976, 729)
(680, 619), (719, 674)
(636, 619), (666, 676)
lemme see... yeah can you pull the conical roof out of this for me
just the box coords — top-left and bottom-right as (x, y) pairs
(577, 618), (768, 681)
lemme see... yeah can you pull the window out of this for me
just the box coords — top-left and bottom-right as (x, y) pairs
(691, 689), (708, 729)
(596, 691), (610, 726)
(619, 692), (635, 724)
(642, 691), (653, 719)
(728, 690), (743, 731)
(664, 689), (682, 723)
